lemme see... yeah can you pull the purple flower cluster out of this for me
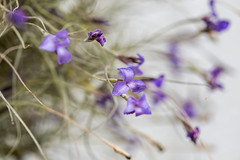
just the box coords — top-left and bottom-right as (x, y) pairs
(87, 29), (106, 46)
(202, 0), (230, 32)
(112, 63), (152, 116)
(39, 29), (72, 65)
(39, 29), (106, 65)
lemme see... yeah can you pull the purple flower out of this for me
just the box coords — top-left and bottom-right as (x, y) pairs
(112, 67), (146, 96)
(202, 0), (230, 32)
(87, 29), (106, 47)
(182, 101), (195, 118)
(152, 91), (166, 104)
(7, 8), (26, 28)
(124, 93), (151, 116)
(153, 74), (165, 88)
(168, 42), (180, 69)
(128, 53), (144, 75)
(208, 66), (224, 90)
(39, 29), (72, 65)
(187, 127), (200, 144)
(97, 93), (113, 107)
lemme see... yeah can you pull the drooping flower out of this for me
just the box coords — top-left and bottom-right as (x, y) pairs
(87, 29), (106, 47)
(187, 127), (200, 144)
(207, 66), (224, 90)
(39, 29), (72, 65)
(112, 67), (146, 96)
(7, 8), (26, 28)
(182, 101), (196, 118)
(124, 93), (151, 116)
(202, 0), (230, 32)
(128, 53), (144, 75)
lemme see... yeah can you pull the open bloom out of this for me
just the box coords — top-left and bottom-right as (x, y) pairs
(112, 67), (146, 96)
(202, 0), (229, 32)
(7, 8), (26, 28)
(187, 127), (200, 144)
(208, 66), (224, 90)
(39, 29), (72, 65)
(87, 29), (106, 46)
(124, 93), (151, 116)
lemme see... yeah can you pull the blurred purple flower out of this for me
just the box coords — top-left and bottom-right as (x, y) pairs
(153, 74), (165, 88)
(208, 66), (224, 90)
(7, 8), (26, 28)
(168, 42), (180, 69)
(97, 93), (113, 107)
(187, 127), (200, 144)
(182, 101), (196, 118)
(87, 29), (106, 46)
(39, 29), (72, 65)
(202, 0), (230, 32)
(112, 67), (146, 96)
(128, 54), (144, 75)
(124, 93), (151, 116)
(152, 91), (166, 104)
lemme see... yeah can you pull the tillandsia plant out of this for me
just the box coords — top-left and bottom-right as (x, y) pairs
(0, 0), (238, 160)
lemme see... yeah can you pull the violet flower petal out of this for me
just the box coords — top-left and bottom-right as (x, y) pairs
(124, 97), (136, 115)
(128, 64), (143, 75)
(112, 81), (129, 96)
(214, 20), (230, 32)
(118, 68), (134, 82)
(56, 47), (72, 65)
(56, 29), (68, 39)
(39, 34), (57, 52)
(137, 93), (151, 115)
(137, 53), (144, 65)
(210, 66), (223, 79)
(127, 79), (146, 94)
(58, 38), (71, 47)
(96, 35), (106, 47)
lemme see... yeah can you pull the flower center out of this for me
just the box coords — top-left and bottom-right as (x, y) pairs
(134, 104), (138, 108)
